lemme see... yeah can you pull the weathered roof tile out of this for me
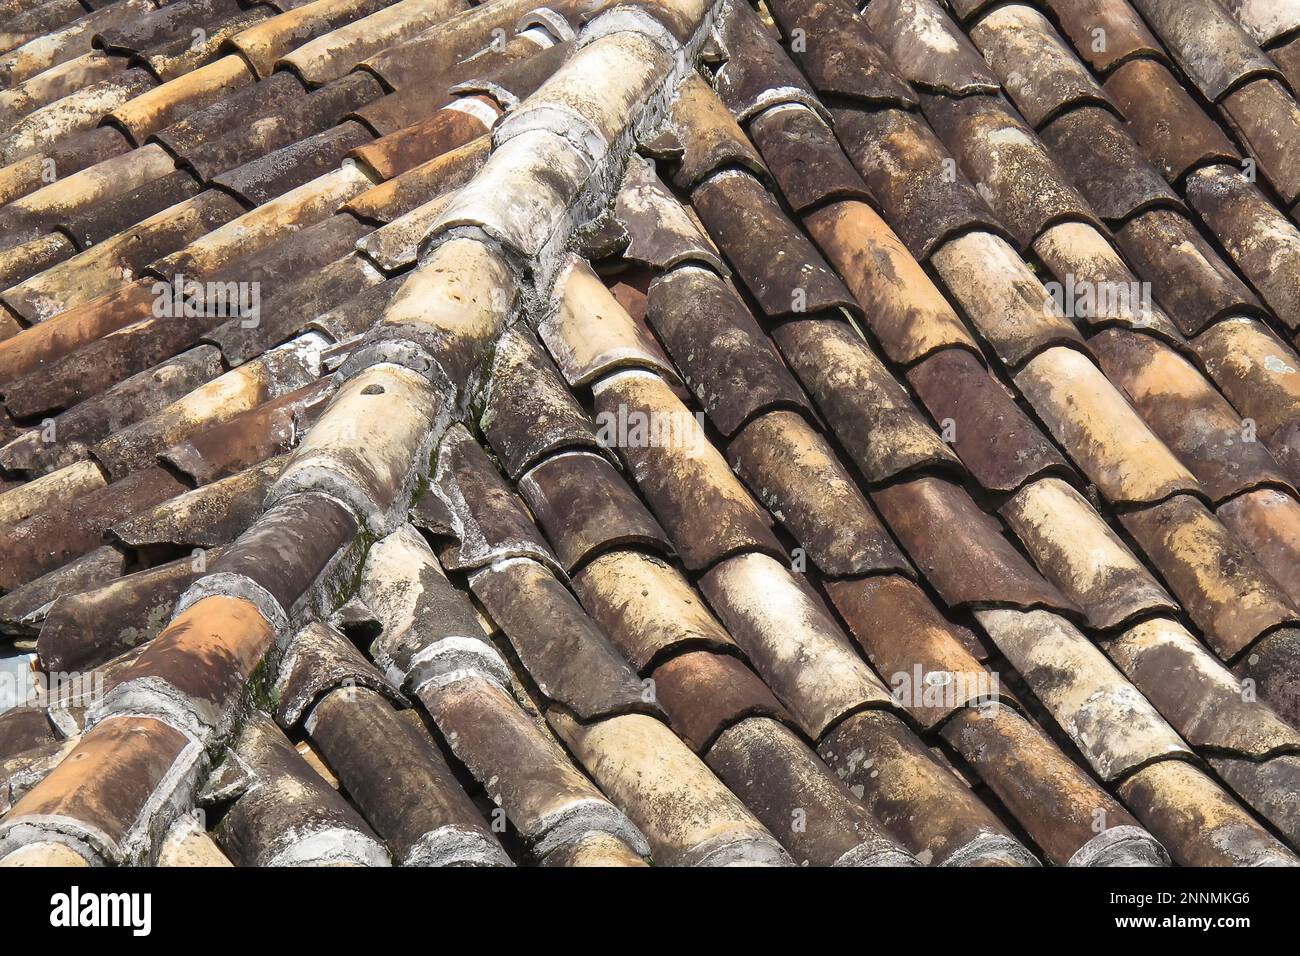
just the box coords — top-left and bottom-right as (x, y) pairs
(1000, 477), (1177, 629)
(1120, 494), (1300, 660)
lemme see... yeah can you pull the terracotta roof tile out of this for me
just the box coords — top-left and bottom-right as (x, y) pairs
(706, 716), (918, 866)
(863, 0), (999, 96)
(1218, 488), (1300, 607)
(593, 370), (783, 568)
(213, 711), (389, 866)
(772, 318), (960, 481)
(35, 552), (226, 673)
(650, 650), (789, 751)
(819, 708), (1037, 866)
(804, 198), (978, 363)
(1103, 59), (1239, 181)
(941, 703), (1166, 866)
(906, 347), (1074, 493)
(969, 4), (1115, 129)
(691, 168), (856, 318)
(1015, 345), (1203, 504)
(830, 104), (1006, 259)
(571, 549), (738, 672)
(1117, 759), (1296, 866)
(1000, 477), (1177, 629)
(728, 409), (911, 577)
(1120, 493), (1300, 660)
(874, 475), (1077, 613)
(923, 93), (1103, 248)
(646, 264), (810, 434)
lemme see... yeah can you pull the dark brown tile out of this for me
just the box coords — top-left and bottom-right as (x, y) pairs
(480, 326), (605, 479)
(1103, 59), (1239, 181)
(829, 105), (1006, 259)
(651, 652), (790, 752)
(0, 545), (124, 638)
(691, 169), (856, 319)
(1185, 164), (1300, 332)
(518, 451), (673, 572)
(432, 424), (564, 576)
(941, 703), (1163, 866)
(862, 0), (1000, 95)
(772, 318), (960, 482)
(1234, 628), (1300, 729)
(872, 476), (1077, 613)
(728, 410), (911, 577)
(306, 685), (510, 866)
(211, 121), (373, 207)
(197, 491), (359, 624)
(273, 621), (403, 729)
(422, 674), (648, 859)
(0, 345), (223, 476)
(765, 0), (916, 107)
(1042, 0), (1165, 74)
(216, 712), (388, 866)
(1039, 106), (1183, 224)
(658, 72), (769, 189)
(707, 716), (918, 866)
(113, 458), (282, 555)
(1221, 78), (1300, 205)
(713, 0), (825, 122)
(907, 347), (1074, 493)
(59, 170), (200, 252)
(206, 253), (383, 366)
(923, 93), (1102, 249)
(37, 553), (216, 674)
(646, 265), (809, 435)
(747, 104), (870, 213)
(1115, 210), (1264, 336)
(0, 467), (188, 592)
(0, 707), (57, 764)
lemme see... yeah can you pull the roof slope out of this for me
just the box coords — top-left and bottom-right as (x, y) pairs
(0, 0), (1299, 867)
